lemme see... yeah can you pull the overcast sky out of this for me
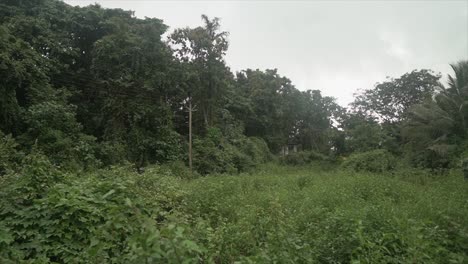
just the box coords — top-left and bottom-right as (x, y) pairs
(64, 0), (468, 105)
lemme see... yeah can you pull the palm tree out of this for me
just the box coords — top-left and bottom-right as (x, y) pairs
(431, 61), (468, 133)
(448, 61), (468, 95)
(402, 60), (468, 167)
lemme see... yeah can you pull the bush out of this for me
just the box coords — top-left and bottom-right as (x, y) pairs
(20, 99), (100, 170)
(281, 151), (309, 165)
(1, 156), (467, 263)
(193, 136), (236, 175)
(280, 150), (330, 166)
(96, 141), (128, 166)
(237, 137), (271, 165)
(0, 156), (203, 263)
(127, 126), (183, 166)
(159, 160), (196, 179)
(0, 131), (22, 176)
(341, 149), (396, 173)
(179, 165), (468, 263)
(193, 128), (272, 175)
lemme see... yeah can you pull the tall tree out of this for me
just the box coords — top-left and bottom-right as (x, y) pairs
(91, 15), (181, 166)
(352, 69), (441, 124)
(170, 15), (230, 129)
(234, 69), (338, 153)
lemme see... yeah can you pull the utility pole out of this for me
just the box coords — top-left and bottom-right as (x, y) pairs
(186, 94), (197, 174)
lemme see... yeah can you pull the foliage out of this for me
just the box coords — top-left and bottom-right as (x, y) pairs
(192, 127), (271, 175)
(233, 69), (340, 154)
(0, 24), (51, 135)
(403, 61), (468, 169)
(1, 151), (467, 263)
(280, 150), (330, 166)
(20, 93), (99, 170)
(170, 15), (230, 129)
(0, 155), (203, 263)
(159, 160), (196, 179)
(352, 69), (441, 123)
(341, 149), (397, 173)
(0, 0), (187, 171)
(1, 0), (468, 262)
(180, 165), (468, 263)
(3, 0), (462, 173)
(0, 131), (21, 176)
(342, 114), (384, 153)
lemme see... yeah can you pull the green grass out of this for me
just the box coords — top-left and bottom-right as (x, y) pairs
(1, 161), (467, 263)
(177, 164), (468, 263)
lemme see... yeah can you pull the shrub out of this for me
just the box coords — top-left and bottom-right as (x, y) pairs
(239, 137), (271, 164)
(193, 136), (236, 175)
(20, 99), (99, 170)
(281, 151), (309, 165)
(96, 140), (128, 166)
(127, 126), (183, 166)
(159, 160), (196, 179)
(1, 157), (467, 263)
(341, 149), (396, 173)
(280, 150), (330, 166)
(0, 131), (22, 176)
(0, 155), (203, 263)
(193, 128), (272, 175)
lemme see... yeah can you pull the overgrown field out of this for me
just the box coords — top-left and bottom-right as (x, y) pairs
(1, 158), (467, 263)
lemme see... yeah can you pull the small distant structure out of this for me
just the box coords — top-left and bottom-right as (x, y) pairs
(280, 139), (301, 156)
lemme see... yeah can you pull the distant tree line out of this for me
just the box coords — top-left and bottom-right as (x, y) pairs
(1, 0), (467, 174)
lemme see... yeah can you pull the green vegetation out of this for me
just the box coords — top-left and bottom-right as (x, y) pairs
(1, 162), (467, 263)
(1, 0), (468, 262)
(341, 150), (396, 173)
(1, 0), (467, 173)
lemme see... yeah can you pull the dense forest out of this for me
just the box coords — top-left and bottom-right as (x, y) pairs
(0, 0), (467, 263)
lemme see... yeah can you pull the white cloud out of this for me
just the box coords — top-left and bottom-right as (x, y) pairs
(379, 31), (413, 67)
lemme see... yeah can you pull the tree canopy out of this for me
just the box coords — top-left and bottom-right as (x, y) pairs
(0, 0), (467, 173)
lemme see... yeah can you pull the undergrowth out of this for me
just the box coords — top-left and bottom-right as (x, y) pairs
(0, 158), (467, 263)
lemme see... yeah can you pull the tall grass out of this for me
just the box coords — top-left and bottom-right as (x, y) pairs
(179, 164), (468, 263)
(1, 161), (467, 263)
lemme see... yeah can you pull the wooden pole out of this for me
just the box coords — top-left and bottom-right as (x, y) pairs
(188, 97), (193, 174)
(186, 95), (197, 175)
